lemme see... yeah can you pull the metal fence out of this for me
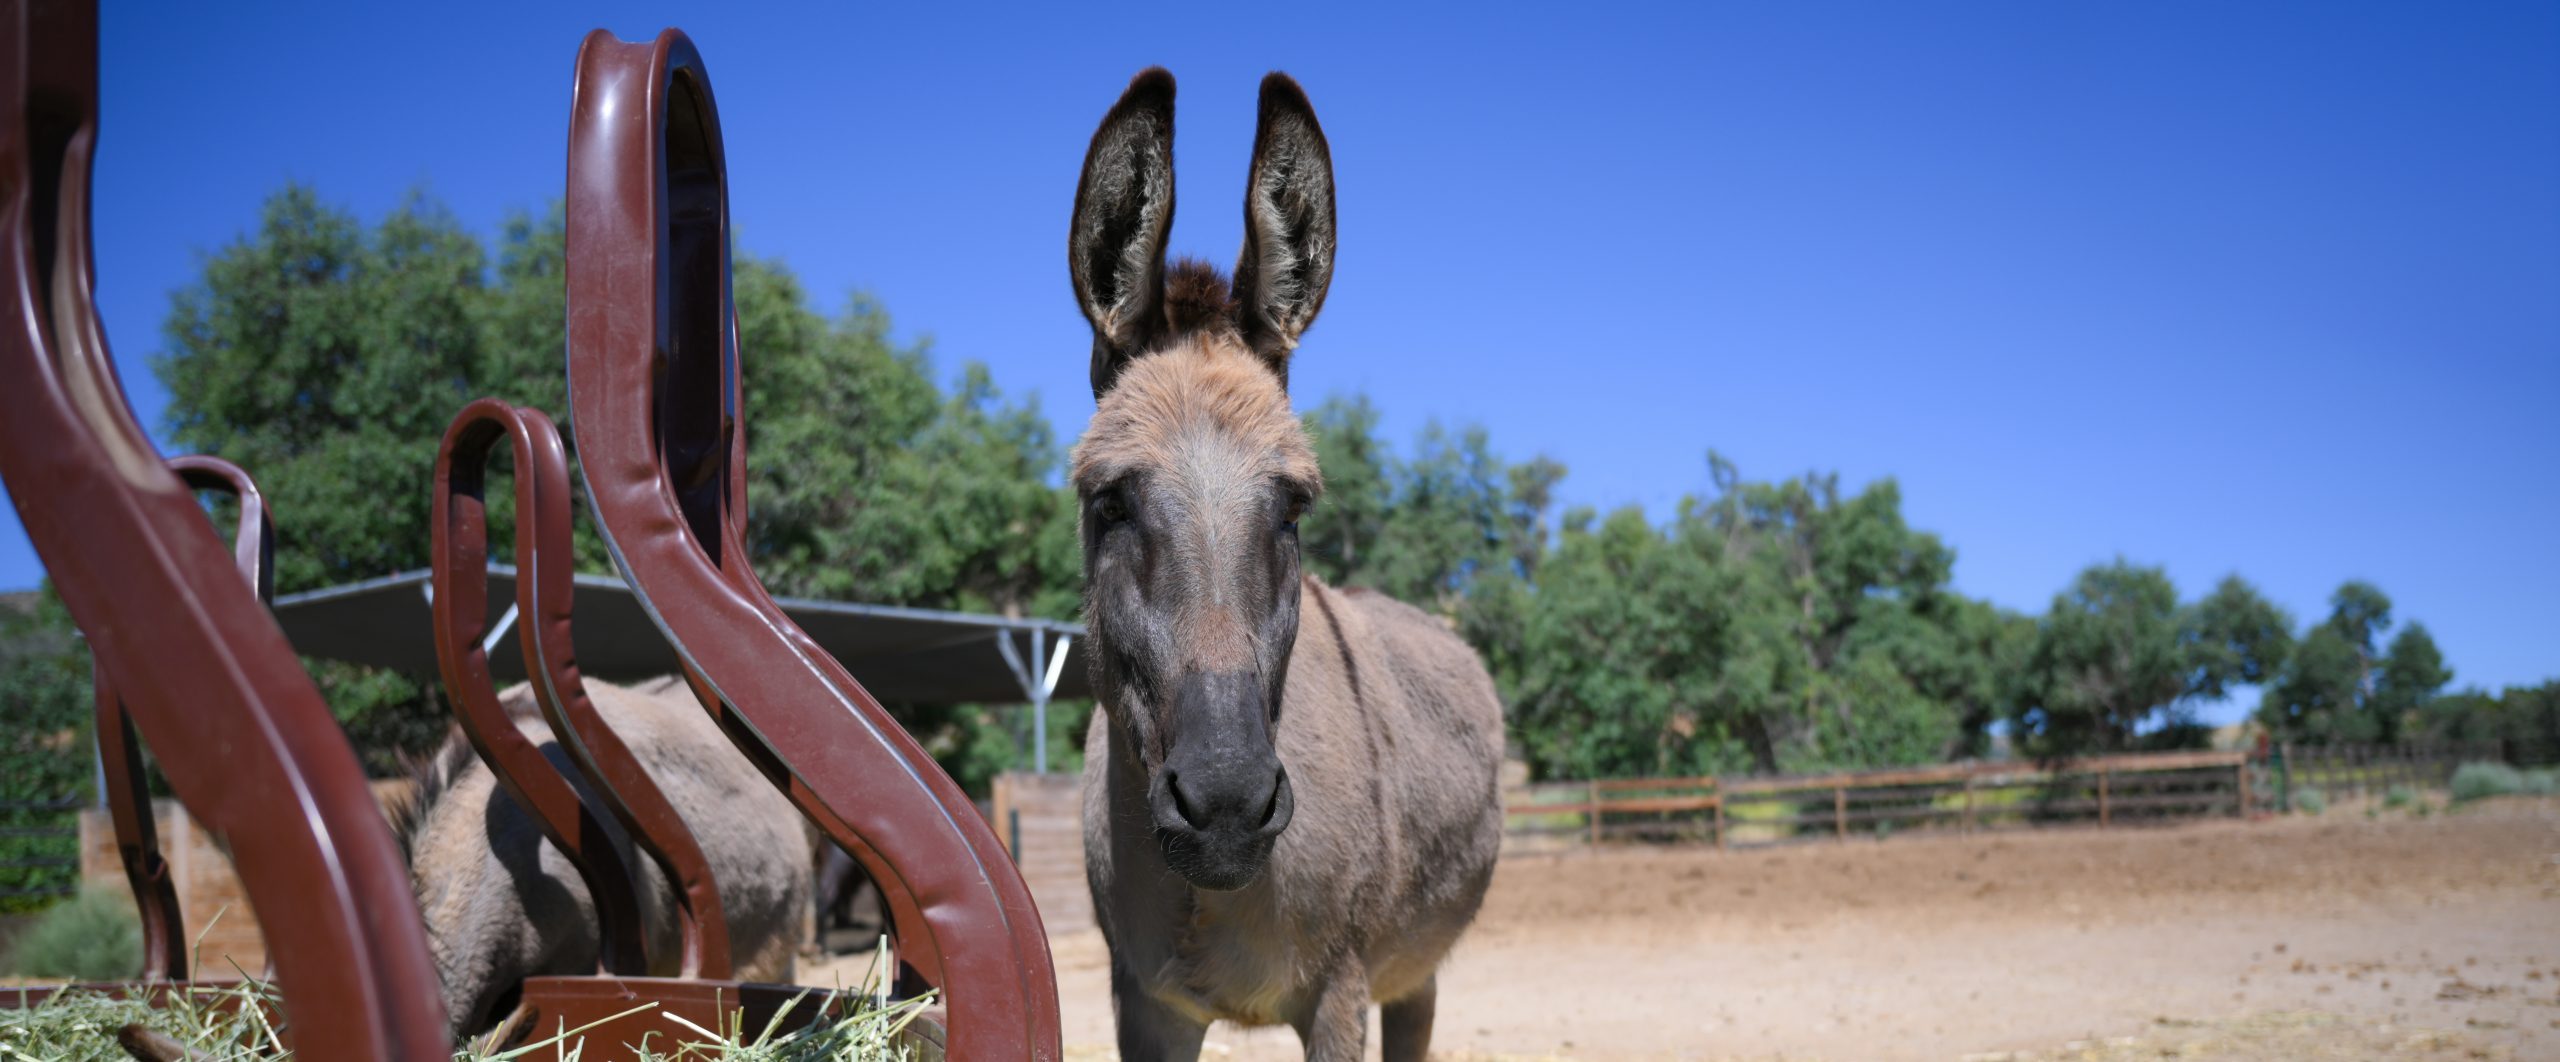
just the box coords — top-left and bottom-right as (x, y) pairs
(2269, 741), (2503, 811)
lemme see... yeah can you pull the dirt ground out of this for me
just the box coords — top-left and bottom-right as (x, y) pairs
(818, 796), (2560, 1060)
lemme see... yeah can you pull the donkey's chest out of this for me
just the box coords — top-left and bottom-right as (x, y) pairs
(1145, 892), (1317, 1027)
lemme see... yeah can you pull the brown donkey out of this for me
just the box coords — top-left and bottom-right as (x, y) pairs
(1069, 69), (1506, 1062)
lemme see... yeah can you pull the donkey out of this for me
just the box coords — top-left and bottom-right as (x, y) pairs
(1068, 69), (1507, 1062)
(384, 675), (811, 1037)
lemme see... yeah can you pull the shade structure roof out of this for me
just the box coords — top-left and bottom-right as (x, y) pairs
(271, 567), (1089, 706)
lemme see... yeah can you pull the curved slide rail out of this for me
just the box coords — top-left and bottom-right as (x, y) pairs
(432, 398), (735, 980)
(0, 1), (449, 1053)
(562, 28), (1061, 1058)
(433, 399), (654, 977)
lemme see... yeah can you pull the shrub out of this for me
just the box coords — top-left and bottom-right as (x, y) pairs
(3, 887), (140, 981)
(2450, 762), (2526, 803)
(2290, 787), (2327, 815)
(2384, 784), (2416, 809)
(2523, 768), (2560, 796)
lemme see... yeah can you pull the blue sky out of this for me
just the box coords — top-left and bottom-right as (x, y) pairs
(5, 2), (2554, 723)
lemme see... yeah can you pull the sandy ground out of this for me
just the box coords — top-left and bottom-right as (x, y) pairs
(815, 796), (2560, 1060)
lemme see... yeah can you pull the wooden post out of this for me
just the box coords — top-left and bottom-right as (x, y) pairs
(1833, 784), (1847, 842)
(2097, 764), (2111, 828)
(990, 773), (1014, 857)
(1962, 773), (1977, 835)
(1711, 780), (1727, 852)
(1587, 780), (1601, 847)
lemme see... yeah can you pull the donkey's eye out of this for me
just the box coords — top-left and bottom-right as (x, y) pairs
(1095, 491), (1130, 525)
(1281, 495), (1310, 532)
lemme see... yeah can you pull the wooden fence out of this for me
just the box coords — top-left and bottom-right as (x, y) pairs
(1506, 749), (2248, 852)
(1507, 742), (2505, 852)
(988, 772), (1091, 932)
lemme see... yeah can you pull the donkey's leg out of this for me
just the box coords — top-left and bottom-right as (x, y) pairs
(1380, 974), (1436, 1062)
(1112, 962), (1208, 1062)
(1291, 961), (1372, 1062)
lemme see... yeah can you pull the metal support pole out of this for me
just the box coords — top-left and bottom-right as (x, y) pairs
(1029, 627), (1047, 776)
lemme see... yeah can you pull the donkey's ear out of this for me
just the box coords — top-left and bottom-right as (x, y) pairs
(1232, 72), (1336, 383)
(1070, 68), (1178, 399)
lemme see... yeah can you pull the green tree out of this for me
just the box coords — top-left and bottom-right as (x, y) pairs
(1860, 593), (2031, 762)
(156, 188), (481, 768)
(1679, 456), (1975, 771)
(1366, 423), (1512, 608)
(2007, 566), (2291, 756)
(2013, 560), (2190, 755)
(1506, 506), (1740, 779)
(1485, 452), (2008, 779)
(2261, 625), (2371, 743)
(1298, 395), (1393, 586)
(2183, 575), (2296, 699)
(1502, 457), (1568, 580)
(2418, 680), (2558, 754)
(2257, 580), (2424, 744)
(2371, 623), (2451, 739)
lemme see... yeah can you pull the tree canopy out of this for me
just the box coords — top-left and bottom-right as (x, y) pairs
(2252, 581), (2461, 746)
(2001, 563), (2292, 757)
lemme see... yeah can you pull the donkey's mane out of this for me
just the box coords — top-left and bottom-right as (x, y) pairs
(1162, 257), (1238, 340)
(384, 727), (478, 860)
(1067, 291), (1322, 497)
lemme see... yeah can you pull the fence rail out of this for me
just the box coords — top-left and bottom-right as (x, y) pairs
(1506, 742), (2497, 852)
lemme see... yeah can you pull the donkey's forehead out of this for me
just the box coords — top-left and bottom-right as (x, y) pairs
(1071, 337), (1319, 493)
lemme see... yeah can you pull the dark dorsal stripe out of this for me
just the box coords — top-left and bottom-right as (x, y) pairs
(1304, 576), (1390, 847)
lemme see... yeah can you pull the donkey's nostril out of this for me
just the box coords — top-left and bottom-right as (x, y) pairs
(1258, 766), (1293, 833)
(1165, 761), (1285, 834)
(1165, 769), (1208, 829)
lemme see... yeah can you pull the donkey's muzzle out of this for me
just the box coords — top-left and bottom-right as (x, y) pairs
(1149, 671), (1293, 890)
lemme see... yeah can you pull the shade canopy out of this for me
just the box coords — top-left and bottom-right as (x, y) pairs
(272, 567), (1089, 706)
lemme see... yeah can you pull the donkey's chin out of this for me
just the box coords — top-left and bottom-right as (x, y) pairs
(1159, 831), (1277, 892)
